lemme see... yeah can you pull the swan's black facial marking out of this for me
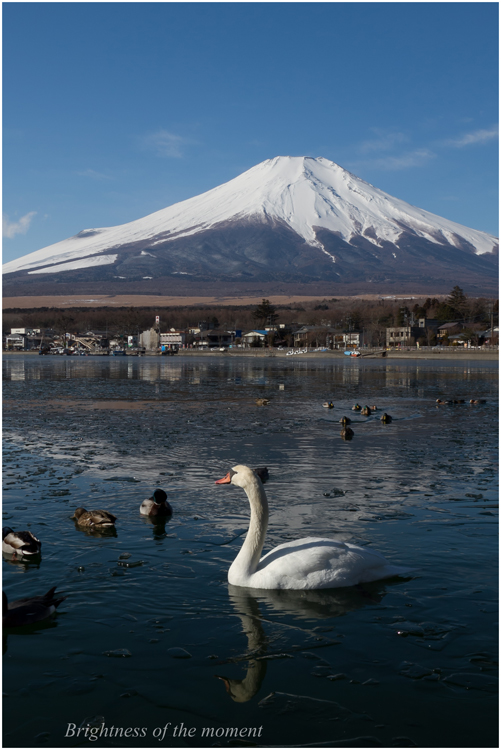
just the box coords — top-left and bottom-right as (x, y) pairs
(229, 469), (237, 479)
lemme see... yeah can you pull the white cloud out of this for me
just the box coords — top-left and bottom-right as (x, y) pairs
(444, 126), (498, 148)
(76, 168), (113, 180)
(141, 129), (196, 158)
(358, 130), (409, 154)
(350, 149), (435, 172)
(3, 211), (37, 238)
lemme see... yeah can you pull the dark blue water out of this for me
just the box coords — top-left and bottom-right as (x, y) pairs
(2, 356), (498, 747)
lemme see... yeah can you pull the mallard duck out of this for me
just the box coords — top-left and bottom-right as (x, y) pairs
(370, 405), (378, 411)
(380, 413), (392, 424)
(3, 587), (66, 628)
(352, 404), (361, 411)
(339, 416), (351, 425)
(340, 427), (354, 440)
(2, 527), (41, 557)
(253, 467), (269, 484)
(469, 399), (486, 404)
(72, 508), (117, 528)
(361, 406), (371, 416)
(256, 398), (270, 406)
(436, 399), (452, 405)
(322, 402), (334, 409)
(140, 489), (172, 517)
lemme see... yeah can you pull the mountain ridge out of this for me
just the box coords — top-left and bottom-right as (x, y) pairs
(3, 156), (498, 296)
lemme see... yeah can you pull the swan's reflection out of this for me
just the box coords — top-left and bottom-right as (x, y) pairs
(216, 588), (268, 703)
(218, 581), (397, 703)
(241, 580), (391, 620)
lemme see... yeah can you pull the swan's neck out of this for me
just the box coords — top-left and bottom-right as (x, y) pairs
(230, 478), (269, 580)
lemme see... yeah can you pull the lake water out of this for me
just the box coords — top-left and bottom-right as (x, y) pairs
(2, 355), (498, 748)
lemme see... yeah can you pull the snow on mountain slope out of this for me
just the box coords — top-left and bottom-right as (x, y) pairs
(3, 156), (497, 275)
(27, 254), (118, 274)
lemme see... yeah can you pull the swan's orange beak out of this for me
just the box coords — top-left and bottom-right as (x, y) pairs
(215, 472), (232, 484)
(215, 675), (231, 692)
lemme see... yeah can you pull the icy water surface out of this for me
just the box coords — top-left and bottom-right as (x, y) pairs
(2, 355), (498, 748)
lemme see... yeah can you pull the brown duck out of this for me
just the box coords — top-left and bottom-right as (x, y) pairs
(72, 508), (117, 528)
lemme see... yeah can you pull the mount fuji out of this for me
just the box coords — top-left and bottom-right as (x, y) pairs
(3, 156), (498, 297)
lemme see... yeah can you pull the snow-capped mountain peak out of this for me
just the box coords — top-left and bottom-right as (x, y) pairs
(3, 156), (497, 296)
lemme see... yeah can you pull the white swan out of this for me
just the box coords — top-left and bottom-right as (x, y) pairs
(215, 465), (410, 590)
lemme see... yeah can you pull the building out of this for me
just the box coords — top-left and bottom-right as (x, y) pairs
(436, 321), (462, 340)
(139, 327), (160, 351)
(293, 326), (355, 349)
(5, 334), (26, 350)
(127, 334), (140, 348)
(387, 318), (438, 347)
(242, 330), (269, 347)
(480, 326), (499, 345)
(342, 332), (361, 349)
(10, 327), (41, 336)
(160, 330), (186, 351)
(5, 331), (44, 351)
(195, 329), (234, 349)
(386, 326), (417, 346)
(292, 326), (327, 347)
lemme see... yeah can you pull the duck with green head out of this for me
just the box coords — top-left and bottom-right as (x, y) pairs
(140, 489), (172, 517)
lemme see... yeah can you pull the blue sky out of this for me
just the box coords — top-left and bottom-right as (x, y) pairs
(3, 2), (499, 264)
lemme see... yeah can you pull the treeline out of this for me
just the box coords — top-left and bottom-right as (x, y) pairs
(3, 288), (497, 338)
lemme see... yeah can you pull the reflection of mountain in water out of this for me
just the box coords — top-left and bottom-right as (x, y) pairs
(218, 582), (393, 703)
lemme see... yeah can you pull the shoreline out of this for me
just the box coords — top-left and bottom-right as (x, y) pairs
(4, 349), (498, 361)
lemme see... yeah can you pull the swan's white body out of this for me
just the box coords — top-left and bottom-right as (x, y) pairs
(216, 465), (410, 590)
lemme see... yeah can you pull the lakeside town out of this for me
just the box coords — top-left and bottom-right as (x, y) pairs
(4, 288), (498, 356)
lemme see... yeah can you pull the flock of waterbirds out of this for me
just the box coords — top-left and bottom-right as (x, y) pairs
(2, 489), (173, 627)
(3, 393), (487, 628)
(2, 468), (269, 628)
